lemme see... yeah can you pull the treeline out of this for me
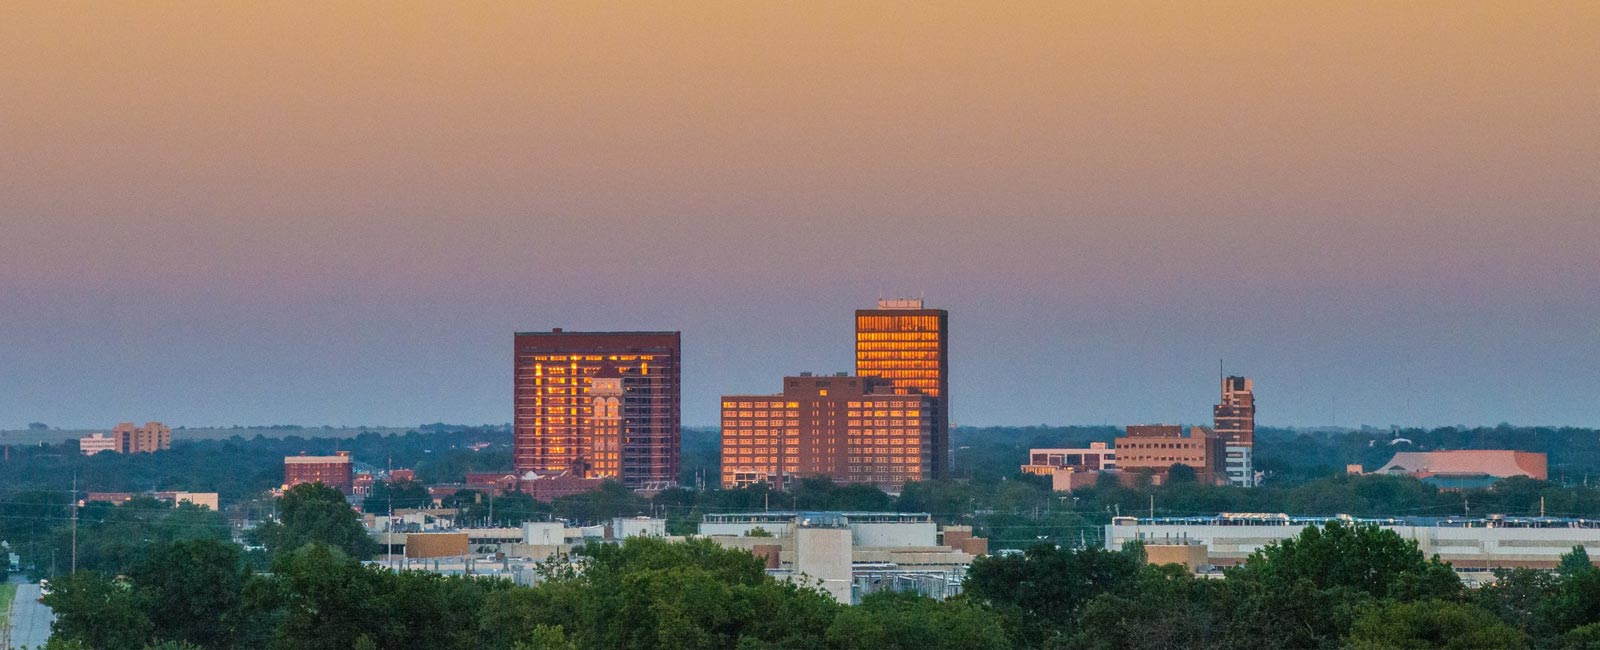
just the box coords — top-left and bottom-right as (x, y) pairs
(4, 423), (1596, 509)
(36, 498), (1600, 649)
(0, 426), (513, 501)
(950, 424), (1600, 484)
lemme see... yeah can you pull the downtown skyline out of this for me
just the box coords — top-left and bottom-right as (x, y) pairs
(2, 3), (1597, 429)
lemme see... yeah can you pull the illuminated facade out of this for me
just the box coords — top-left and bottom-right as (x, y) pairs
(1213, 376), (1255, 487)
(855, 299), (949, 478)
(721, 374), (935, 492)
(513, 330), (680, 488)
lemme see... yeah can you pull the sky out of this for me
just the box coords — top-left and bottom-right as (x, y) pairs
(2, 2), (1597, 430)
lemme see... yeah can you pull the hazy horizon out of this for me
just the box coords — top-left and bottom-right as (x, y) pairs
(3, 4), (1597, 430)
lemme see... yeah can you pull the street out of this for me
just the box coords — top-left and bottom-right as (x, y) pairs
(5, 581), (53, 650)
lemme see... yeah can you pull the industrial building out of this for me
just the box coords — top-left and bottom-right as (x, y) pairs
(1104, 513), (1600, 585)
(699, 511), (987, 603)
(1021, 443), (1117, 492)
(1368, 450), (1549, 490)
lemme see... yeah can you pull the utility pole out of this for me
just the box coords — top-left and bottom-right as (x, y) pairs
(70, 474), (79, 574)
(1149, 493), (1154, 520)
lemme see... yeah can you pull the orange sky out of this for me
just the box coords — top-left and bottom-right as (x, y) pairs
(2, 3), (1597, 427)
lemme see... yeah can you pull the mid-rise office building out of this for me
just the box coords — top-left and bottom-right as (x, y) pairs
(284, 451), (354, 494)
(1114, 425), (1226, 485)
(856, 299), (949, 478)
(721, 374), (935, 492)
(110, 421), (171, 453)
(1214, 376), (1255, 487)
(513, 330), (681, 488)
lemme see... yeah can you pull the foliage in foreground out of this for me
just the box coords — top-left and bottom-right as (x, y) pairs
(38, 521), (1600, 650)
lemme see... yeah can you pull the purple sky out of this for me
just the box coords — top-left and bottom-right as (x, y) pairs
(2, 4), (1597, 429)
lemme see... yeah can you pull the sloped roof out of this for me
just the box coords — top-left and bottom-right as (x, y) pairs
(1376, 450), (1547, 480)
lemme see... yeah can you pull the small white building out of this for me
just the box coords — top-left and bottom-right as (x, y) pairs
(79, 433), (118, 456)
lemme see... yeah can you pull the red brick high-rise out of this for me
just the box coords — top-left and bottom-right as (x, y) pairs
(513, 330), (681, 488)
(284, 451), (354, 494)
(855, 299), (949, 478)
(1214, 376), (1256, 487)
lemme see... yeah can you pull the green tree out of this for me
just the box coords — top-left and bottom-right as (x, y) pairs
(963, 544), (1142, 645)
(549, 537), (839, 650)
(363, 480), (432, 513)
(43, 571), (154, 650)
(1072, 564), (1226, 650)
(1229, 523), (1459, 601)
(824, 591), (1010, 650)
(254, 483), (377, 560)
(1166, 463), (1198, 484)
(129, 539), (252, 649)
(1557, 545), (1594, 579)
(1223, 523), (1461, 649)
(458, 490), (551, 527)
(1346, 600), (1526, 650)
(1560, 623), (1600, 650)
(1537, 564), (1600, 637)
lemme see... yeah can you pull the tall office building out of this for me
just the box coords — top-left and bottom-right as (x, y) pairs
(1214, 376), (1256, 487)
(855, 299), (949, 478)
(513, 330), (681, 488)
(721, 374), (935, 491)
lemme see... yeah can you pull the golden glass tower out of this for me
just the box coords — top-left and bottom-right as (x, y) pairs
(855, 299), (949, 478)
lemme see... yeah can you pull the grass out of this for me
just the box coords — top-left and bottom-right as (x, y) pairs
(0, 582), (15, 619)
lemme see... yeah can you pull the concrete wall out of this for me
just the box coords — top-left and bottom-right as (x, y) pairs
(523, 522), (565, 545)
(614, 517), (667, 538)
(796, 527), (853, 603)
(851, 521), (937, 548)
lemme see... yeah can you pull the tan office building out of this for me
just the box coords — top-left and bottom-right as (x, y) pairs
(1114, 425), (1226, 485)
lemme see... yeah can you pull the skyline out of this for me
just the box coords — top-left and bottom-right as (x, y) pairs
(3, 3), (1598, 429)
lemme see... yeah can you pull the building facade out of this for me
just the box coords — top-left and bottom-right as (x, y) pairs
(1114, 425), (1226, 485)
(513, 330), (681, 488)
(721, 374), (935, 491)
(1021, 444), (1117, 475)
(284, 451), (354, 494)
(1021, 443), (1118, 492)
(1105, 513), (1600, 584)
(855, 299), (949, 478)
(1371, 450), (1548, 490)
(1213, 376), (1256, 487)
(109, 421), (171, 453)
(79, 433), (119, 455)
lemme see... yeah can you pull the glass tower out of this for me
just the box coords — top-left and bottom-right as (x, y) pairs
(855, 299), (949, 478)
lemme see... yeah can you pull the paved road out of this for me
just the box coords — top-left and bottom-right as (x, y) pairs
(5, 582), (53, 650)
